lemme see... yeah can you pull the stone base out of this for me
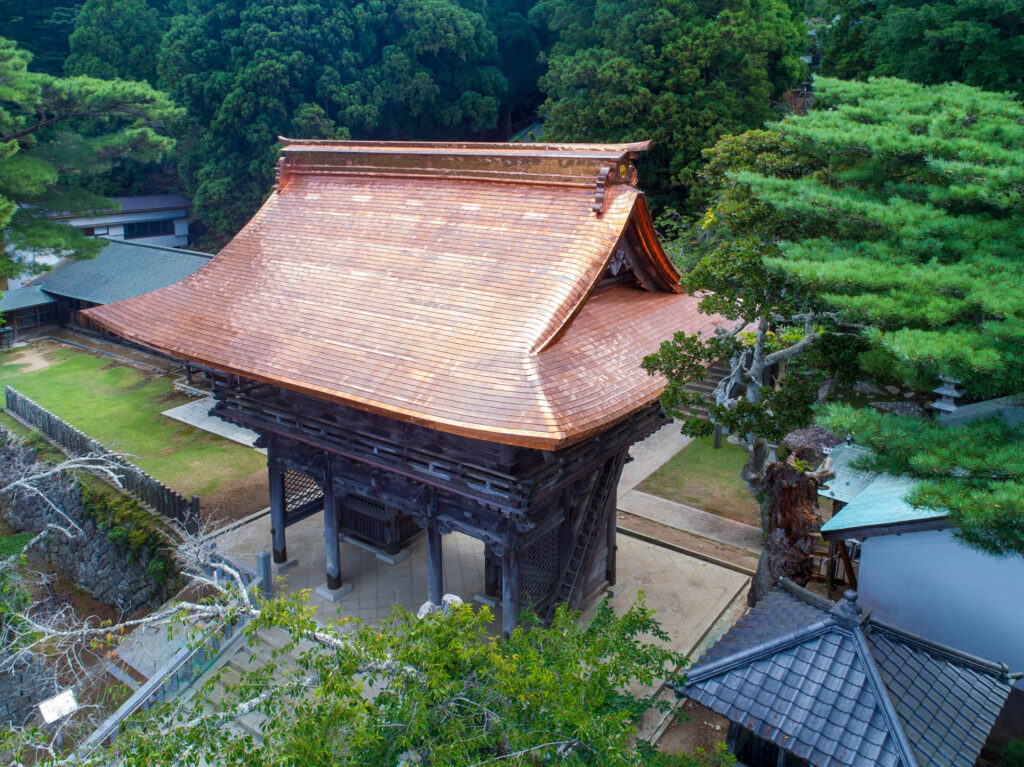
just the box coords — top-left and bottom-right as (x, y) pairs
(315, 582), (354, 602)
(273, 558), (299, 573)
(340, 534), (410, 564)
(473, 592), (498, 608)
(376, 548), (410, 565)
(605, 581), (628, 598)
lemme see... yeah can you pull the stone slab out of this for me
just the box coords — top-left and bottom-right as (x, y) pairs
(161, 397), (265, 453)
(315, 582), (354, 602)
(212, 510), (748, 659)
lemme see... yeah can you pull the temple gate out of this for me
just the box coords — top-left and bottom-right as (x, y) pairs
(84, 140), (717, 635)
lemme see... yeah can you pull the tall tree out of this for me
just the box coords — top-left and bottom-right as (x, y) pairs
(65, 0), (165, 85)
(820, 0), (1024, 97)
(0, 0), (78, 76)
(644, 77), (1024, 572)
(0, 36), (180, 273)
(532, 0), (805, 209)
(157, 0), (539, 243)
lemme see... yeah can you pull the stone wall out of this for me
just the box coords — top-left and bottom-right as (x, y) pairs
(0, 434), (170, 612)
(0, 655), (55, 727)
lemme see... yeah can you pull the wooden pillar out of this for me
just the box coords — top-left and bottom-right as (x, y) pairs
(484, 547), (500, 597)
(606, 472), (618, 586)
(323, 468), (342, 590)
(501, 527), (520, 638)
(426, 516), (444, 606)
(826, 540), (838, 597)
(268, 460), (287, 563)
(837, 540), (858, 591)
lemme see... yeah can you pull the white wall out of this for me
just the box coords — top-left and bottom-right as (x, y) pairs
(859, 529), (1024, 687)
(67, 208), (189, 248)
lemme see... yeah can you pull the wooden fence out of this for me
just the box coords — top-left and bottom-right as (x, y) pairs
(4, 386), (200, 535)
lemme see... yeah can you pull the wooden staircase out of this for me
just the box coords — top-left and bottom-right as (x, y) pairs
(544, 453), (625, 623)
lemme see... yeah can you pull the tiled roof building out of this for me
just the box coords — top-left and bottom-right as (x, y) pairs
(678, 581), (1016, 767)
(83, 140), (714, 450)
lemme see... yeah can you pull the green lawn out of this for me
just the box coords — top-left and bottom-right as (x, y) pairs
(0, 346), (265, 499)
(636, 436), (760, 526)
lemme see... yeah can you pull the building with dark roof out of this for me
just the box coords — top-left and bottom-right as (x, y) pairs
(28, 240), (212, 309)
(677, 581), (1017, 767)
(818, 400), (1024, 693)
(50, 193), (192, 248)
(0, 240), (212, 341)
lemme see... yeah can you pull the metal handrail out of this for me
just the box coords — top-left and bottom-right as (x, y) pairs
(78, 561), (261, 754)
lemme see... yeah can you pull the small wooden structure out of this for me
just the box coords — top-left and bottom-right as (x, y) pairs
(83, 140), (718, 634)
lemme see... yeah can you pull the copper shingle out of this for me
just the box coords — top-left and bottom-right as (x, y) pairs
(83, 141), (719, 450)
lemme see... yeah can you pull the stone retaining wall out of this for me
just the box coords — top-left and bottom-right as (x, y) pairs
(0, 655), (54, 727)
(0, 433), (169, 611)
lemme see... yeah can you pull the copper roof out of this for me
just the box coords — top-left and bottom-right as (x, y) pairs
(83, 140), (719, 450)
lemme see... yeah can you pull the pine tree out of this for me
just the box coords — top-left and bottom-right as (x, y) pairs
(645, 77), (1024, 557)
(0, 36), (180, 273)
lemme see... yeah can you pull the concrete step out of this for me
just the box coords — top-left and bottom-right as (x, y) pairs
(105, 660), (142, 690)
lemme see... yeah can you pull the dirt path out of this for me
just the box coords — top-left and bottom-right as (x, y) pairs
(3, 341), (60, 373)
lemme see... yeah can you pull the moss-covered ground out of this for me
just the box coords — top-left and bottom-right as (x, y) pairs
(635, 436), (760, 526)
(0, 345), (265, 500)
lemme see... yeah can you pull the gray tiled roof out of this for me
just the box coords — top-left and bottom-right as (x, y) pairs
(31, 240), (211, 305)
(111, 194), (192, 213)
(940, 394), (1024, 430)
(0, 286), (57, 312)
(681, 582), (1013, 767)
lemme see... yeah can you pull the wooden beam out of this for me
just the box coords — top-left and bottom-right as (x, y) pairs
(426, 511), (444, 606)
(826, 540), (838, 597)
(837, 540), (858, 591)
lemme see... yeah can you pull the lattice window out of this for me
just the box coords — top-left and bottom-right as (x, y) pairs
(284, 470), (322, 512)
(519, 527), (560, 608)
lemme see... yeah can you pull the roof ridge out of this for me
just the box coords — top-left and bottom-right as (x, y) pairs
(778, 577), (836, 610)
(849, 624), (920, 767)
(684, 618), (834, 685)
(101, 240), (213, 258)
(866, 620), (1013, 679)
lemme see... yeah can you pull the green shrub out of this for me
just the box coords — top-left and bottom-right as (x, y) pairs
(0, 532), (32, 559)
(1001, 739), (1024, 767)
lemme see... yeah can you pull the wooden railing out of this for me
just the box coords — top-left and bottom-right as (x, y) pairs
(4, 386), (200, 535)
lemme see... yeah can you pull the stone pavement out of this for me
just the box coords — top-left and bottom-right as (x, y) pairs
(162, 396), (264, 452)
(618, 421), (762, 552)
(210, 510), (748, 655)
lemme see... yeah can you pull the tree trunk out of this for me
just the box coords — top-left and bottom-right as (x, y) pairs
(747, 447), (833, 607)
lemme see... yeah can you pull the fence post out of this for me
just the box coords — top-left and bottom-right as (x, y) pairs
(188, 495), (200, 536)
(257, 550), (272, 599)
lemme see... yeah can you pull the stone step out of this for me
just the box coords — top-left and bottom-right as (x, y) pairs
(105, 660), (142, 690)
(255, 626), (295, 651)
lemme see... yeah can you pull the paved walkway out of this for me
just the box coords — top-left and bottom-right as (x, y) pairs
(162, 397), (264, 451)
(212, 511), (748, 656)
(619, 422), (762, 552)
